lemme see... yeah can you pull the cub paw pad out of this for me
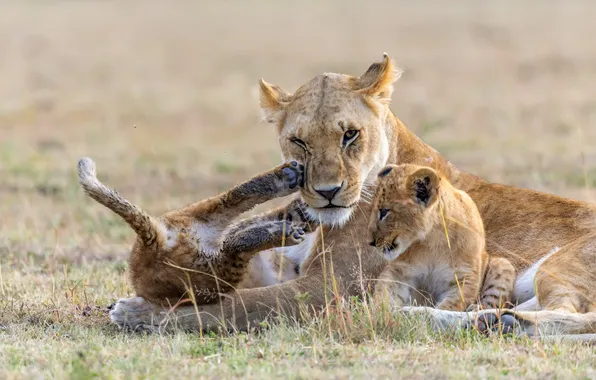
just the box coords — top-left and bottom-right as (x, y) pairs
(282, 161), (305, 189)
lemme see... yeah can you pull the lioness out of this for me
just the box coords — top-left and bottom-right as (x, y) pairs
(369, 164), (514, 312)
(110, 54), (596, 338)
(78, 157), (309, 306)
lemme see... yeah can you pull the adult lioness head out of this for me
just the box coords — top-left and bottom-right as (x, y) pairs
(259, 54), (402, 226)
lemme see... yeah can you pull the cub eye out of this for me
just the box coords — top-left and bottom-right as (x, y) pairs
(342, 129), (359, 147)
(379, 208), (389, 221)
(291, 138), (307, 151)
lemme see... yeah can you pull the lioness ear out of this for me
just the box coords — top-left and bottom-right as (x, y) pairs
(259, 79), (292, 124)
(407, 167), (440, 207)
(355, 53), (402, 104)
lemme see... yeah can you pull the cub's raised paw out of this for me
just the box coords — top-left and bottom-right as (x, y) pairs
(274, 220), (305, 246)
(285, 223), (306, 245)
(281, 161), (305, 190)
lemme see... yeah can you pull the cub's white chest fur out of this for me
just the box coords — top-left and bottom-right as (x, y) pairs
(408, 260), (455, 304)
(157, 221), (224, 256)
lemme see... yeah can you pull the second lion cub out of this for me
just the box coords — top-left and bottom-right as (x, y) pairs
(368, 164), (514, 311)
(78, 157), (310, 308)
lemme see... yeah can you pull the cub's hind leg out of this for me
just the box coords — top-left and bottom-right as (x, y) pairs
(373, 263), (413, 313)
(222, 219), (306, 257)
(229, 197), (316, 237)
(200, 219), (306, 292)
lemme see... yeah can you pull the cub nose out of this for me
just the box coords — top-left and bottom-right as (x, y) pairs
(314, 183), (343, 201)
(369, 240), (377, 247)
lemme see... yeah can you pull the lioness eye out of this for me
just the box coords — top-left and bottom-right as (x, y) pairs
(343, 130), (359, 147)
(291, 138), (307, 151)
(379, 208), (389, 221)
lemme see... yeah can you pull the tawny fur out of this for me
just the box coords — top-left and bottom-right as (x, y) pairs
(369, 164), (489, 311)
(78, 157), (308, 306)
(109, 54), (596, 338)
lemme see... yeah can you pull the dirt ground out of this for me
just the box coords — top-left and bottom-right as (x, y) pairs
(1, 1), (596, 379)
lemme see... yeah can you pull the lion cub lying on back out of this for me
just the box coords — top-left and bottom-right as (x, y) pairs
(369, 164), (514, 311)
(78, 157), (309, 307)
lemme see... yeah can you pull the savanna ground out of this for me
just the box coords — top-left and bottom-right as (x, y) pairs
(1, 1), (596, 378)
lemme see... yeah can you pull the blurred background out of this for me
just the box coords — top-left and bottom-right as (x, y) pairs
(1, 1), (595, 264)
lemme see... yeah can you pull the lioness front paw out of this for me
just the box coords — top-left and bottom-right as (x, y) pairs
(280, 161), (305, 190)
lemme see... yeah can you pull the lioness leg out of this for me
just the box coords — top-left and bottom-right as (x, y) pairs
(533, 236), (596, 313)
(110, 272), (329, 333)
(468, 235), (596, 334)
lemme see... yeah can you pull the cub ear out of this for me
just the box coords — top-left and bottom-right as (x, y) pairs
(354, 53), (403, 104)
(377, 165), (396, 178)
(259, 79), (292, 124)
(407, 167), (440, 207)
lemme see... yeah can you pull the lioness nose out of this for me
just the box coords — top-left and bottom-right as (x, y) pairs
(314, 183), (343, 201)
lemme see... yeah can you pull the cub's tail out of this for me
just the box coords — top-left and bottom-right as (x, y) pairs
(77, 157), (158, 247)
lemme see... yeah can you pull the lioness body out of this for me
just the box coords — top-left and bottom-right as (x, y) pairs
(79, 158), (307, 306)
(110, 55), (596, 337)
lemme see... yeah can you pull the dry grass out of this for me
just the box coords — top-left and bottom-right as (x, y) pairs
(1, 1), (596, 378)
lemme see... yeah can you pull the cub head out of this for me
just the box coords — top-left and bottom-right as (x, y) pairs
(367, 164), (441, 260)
(259, 54), (402, 226)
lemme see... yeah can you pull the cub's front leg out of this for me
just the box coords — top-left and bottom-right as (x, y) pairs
(436, 270), (482, 311)
(373, 263), (413, 313)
